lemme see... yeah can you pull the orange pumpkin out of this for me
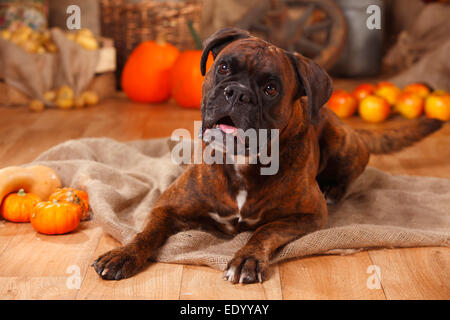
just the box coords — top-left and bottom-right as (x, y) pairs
(170, 51), (213, 108)
(0, 189), (41, 222)
(121, 40), (180, 103)
(30, 200), (80, 235)
(49, 187), (89, 220)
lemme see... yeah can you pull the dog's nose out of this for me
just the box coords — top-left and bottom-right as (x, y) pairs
(224, 84), (251, 104)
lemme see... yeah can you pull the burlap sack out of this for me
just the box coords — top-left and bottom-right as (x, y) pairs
(384, 3), (450, 91)
(0, 28), (99, 105)
(390, 39), (450, 91)
(29, 137), (450, 270)
(199, 0), (261, 39)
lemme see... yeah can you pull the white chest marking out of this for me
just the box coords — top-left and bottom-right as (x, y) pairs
(236, 189), (247, 212)
(208, 188), (247, 230)
(208, 212), (236, 224)
(208, 212), (237, 232)
(207, 165), (259, 231)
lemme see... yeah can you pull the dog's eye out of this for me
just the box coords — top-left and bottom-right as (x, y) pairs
(217, 62), (230, 75)
(264, 84), (278, 97)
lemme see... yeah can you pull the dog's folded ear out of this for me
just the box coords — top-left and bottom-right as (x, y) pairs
(287, 52), (333, 125)
(200, 27), (251, 76)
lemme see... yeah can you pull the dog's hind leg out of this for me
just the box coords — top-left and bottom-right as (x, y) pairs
(318, 164), (368, 204)
(316, 123), (370, 204)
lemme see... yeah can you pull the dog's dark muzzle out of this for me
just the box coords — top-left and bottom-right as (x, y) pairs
(223, 83), (254, 105)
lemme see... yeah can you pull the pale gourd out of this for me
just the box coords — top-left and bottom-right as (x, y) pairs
(0, 166), (62, 205)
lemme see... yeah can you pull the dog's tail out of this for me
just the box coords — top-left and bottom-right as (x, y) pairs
(356, 118), (443, 154)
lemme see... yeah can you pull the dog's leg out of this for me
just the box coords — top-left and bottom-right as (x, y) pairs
(92, 166), (207, 280)
(318, 150), (369, 204)
(317, 121), (370, 204)
(91, 206), (180, 280)
(318, 168), (357, 205)
(224, 201), (326, 284)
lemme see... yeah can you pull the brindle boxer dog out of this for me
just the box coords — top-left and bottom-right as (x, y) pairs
(92, 28), (443, 284)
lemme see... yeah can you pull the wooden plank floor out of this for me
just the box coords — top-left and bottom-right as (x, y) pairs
(0, 90), (449, 300)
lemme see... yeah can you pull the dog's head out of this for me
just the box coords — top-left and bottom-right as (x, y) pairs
(200, 27), (332, 154)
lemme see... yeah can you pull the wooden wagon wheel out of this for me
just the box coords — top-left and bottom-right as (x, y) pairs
(237, 0), (347, 70)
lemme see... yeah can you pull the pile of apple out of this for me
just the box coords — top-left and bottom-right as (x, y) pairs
(328, 82), (450, 123)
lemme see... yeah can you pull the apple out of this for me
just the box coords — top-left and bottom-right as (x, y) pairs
(328, 90), (358, 118)
(403, 83), (431, 98)
(425, 91), (450, 121)
(359, 95), (391, 123)
(353, 83), (376, 102)
(374, 82), (401, 105)
(395, 92), (424, 119)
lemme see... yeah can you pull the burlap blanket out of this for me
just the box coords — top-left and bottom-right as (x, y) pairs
(32, 137), (449, 270)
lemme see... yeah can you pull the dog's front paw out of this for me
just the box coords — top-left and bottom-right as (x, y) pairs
(91, 247), (142, 280)
(223, 255), (268, 284)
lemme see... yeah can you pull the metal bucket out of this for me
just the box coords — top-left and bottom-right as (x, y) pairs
(330, 0), (385, 77)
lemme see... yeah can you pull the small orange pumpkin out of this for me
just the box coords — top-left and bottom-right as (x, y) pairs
(49, 187), (89, 220)
(121, 40), (180, 103)
(170, 51), (213, 108)
(0, 189), (41, 222)
(30, 200), (80, 235)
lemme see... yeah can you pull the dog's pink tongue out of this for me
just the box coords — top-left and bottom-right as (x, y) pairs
(219, 124), (238, 134)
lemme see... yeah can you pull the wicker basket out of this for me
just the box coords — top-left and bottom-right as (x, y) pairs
(100, 0), (203, 84)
